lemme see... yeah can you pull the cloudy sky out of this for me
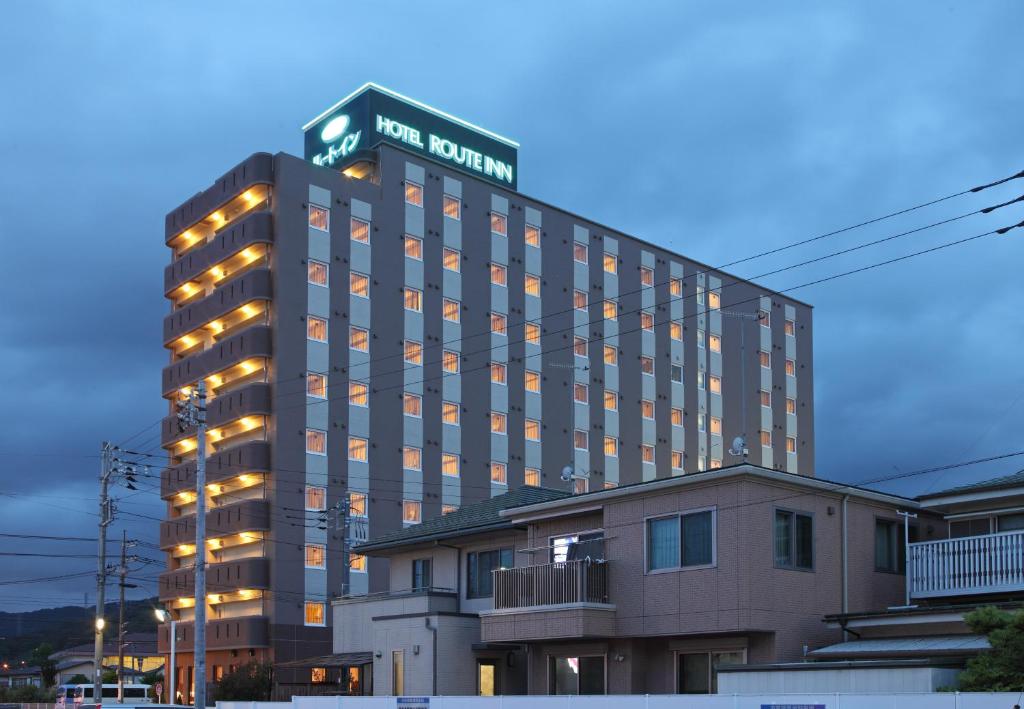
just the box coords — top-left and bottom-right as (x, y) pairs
(0, 1), (1022, 612)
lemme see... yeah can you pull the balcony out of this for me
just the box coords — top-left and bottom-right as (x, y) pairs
(159, 557), (269, 601)
(161, 382), (271, 448)
(162, 441), (270, 499)
(163, 325), (272, 397)
(166, 211), (273, 295)
(159, 499), (271, 549)
(157, 615), (269, 653)
(163, 268), (272, 346)
(909, 530), (1024, 600)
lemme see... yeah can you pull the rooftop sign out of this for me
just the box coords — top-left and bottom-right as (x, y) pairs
(303, 83), (519, 189)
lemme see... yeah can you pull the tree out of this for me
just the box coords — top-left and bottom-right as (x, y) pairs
(68, 674), (89, 685)
(101, 668), (118, 684)
(29, 642), (57, 687)
(212, 662), (273, 702)
(958, 606), (1024, 691)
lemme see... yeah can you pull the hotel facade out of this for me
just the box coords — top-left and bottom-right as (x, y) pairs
(156, 84), (815, 698)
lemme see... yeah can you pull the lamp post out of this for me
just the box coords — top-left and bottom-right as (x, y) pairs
(154, 610), (176, 704)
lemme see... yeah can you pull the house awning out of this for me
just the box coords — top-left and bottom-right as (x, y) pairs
(809, 635), (989, 658)
(274, 652), (373, 669)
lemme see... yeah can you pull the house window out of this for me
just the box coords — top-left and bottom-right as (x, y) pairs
(466, 548), (513, 598)
(640, 311), (654, 331)
(786, 397), (796, 414)
(785, 319), (796, 336)
(647, 509), (716, 571)
(405, 181), (423, 206)
(305, 429), (326, 455)
(490, 412), (507, 434)
(404, 234), (423, 260)
(641, 444), (655, 464)
(525, 419), (541, 441)
(604, 436), (618, 457)
(671, 407), (683, 426)
(490, 361), (507, 384)
(442, 504), (459, 515)
(490, 212), (507, 235)
(348, 381), (368, 406)
(710, 417), (722, 435)
(307, 316), (327, 342)
(490, 313), (507, 335)
(574, 336), (587, 357)
(403, 393), (422, 417)
(786, 436), (797, 453)
(491, 461), (507, 484)
(670, 321), (682, 340)
(348, 436), (368, 462)
(311, 668), (327, 684)
(760, 430), (771, 447)
(697, 371), (705, 390)
(490, 263), (507, 286)
(697, 456), (706, 471)
(304, 601), (325, 626)
(443, 194), (461, 219)
(307, 373), (327, 399)
(875, 519), (906, 573)
(640, 356), (654, 375)
(443, 298), (461, 323)
(525, 370), (541, 393)
(550, 656), (605, 695)
(758, 310), (770, 327)
(404, 340), (423, 365)
(603, 253), (617, 274)
(708, 291), (721, 310)
(760, 391), (771, 408)
(697, 329), (705, 347)
(671, 365), (683, 383)
(305, 486), (326, 511)
(574, 429), (588, 450)
(349, 492), (367, 517)
(307, 260), (328, 286)
(403, 287), (422, 312)
(349, 326), (369, 352)
(403, 500), (422, 524)
(525, 224), (540, 247)
(349, 272), (369, 297)
(696, 285), (705, 304)
(698, 413), (706, 432)
(442, 401), (460, 425)
(709, 459), (722, 469)
(604, 390), (618, 411)
(709, 376), (721, 394)
(350, 217), (369, 243)
(350, 553), (367, 572)
(525, 323), (541, 345)
(574, 290), (588, 311)
(670, 278), (683, 296)
(709, 334), (721, 353)
(678, 651), (745, 694)
(775, 509), (813, 570)
(641, 399), (654, 419)
(309, 205), (329, 231)
(640, 266), (654, 286)
(574, 384), (589, 404)
(525, 274), (541, 296)
(442, 453), (459, 477)
(305, 543), (325, 569)
(786, 359), (796, 376)
(412, 558), (432, 590)
(525, 467), (540, 486)
(603, 345), (618, 365)
(403, 446), (422, 471)
(759, 351), (771, 368)
(573, 242), (588, 263)
(603, 300), (618, 321)
(442, 350), (460, 373)
(443, 247), (460, 272)
(672, 450), (684, 469)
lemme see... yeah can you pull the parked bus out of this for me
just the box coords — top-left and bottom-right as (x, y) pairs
(56, 683), (152, 706)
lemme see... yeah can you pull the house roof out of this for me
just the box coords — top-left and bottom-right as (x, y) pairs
(275, 652), (372, 669)
(918, 468), (1024, 499)
(809, 635), (990, 658)
(0, 666), (41, 678)
(354, 486), (571, 554)
(50, 633), (158, 661)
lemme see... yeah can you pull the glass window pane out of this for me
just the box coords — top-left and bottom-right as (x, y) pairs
(679, 653), (710, 693)
(578, 656), (605, 695)
(682, 511), (713, 567)
(795, 514), (814, 569)
(552, 657), (577, 695)
(647, 517), (680, 570)
(774, 511), (792, 567)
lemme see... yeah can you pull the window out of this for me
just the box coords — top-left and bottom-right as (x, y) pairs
(392, 651), (404, 697)
(350, 326), (369, 352)
(404, 287), (422, 312)
(491, 461), (507, 484)
(574, 383), (589, 404)
(875, 519), (906, 573)
(490, 313), (507, 335)
(404, 340), (423, 365)
(697, 371), (706, 390)
(403, 500), (422, 524)
(349, 491), (367, 517)
(309, 205), (329, 231)
(647, 509), (715, 571)
(490, 361), (507, 384)
(759, 351), (771, 368)
(710, 458), (722, 469)
(603, 253), (617, 273)
(404, 235), (422, 260)
(709, 334), (721, 353)
(403, 393), (422, 417)
(350, 217), (369, 243)
(574, 429), (588, 450)
(305, 543), (325, 569)
(760, 430), (771, 447)
(525, 370), (541, 392)
(466, 547), (513, 598)
(640, 266), (654, 286)
(787, 436), (797, 453)
(775, 510), (813, 570)
(403, 446), (422, 471)
(573, 336), (587, 357)
(641, 444), (655, 463)
(525, 467), (540, 486)
(670, 278), (683, 297)
(490, 212), (507, 235)
(672, 450), (684, 469)
(671, 407), (683, 425)
(405, 181), (423, 206)
(307, 260), (328, 286)
(641, 399), (654, 419)
(640, 311), (654, 331)
(350, 553), (367, 572)
(443, 194), (460, 219)
(696, 285), (705, 304)
(442, 350), (459, 373)
(708, 291), (721, 309)
(678, 651), (745, 694)
(603, 300), (618, 320)
(550, 656), (605, 696)
(785, 319), (796, 336)
(525, 322), (540, 345)
(604, 436), (618, 457)
(306, 429), (326, 455)
(573, 289), (588, 311)
(525, 419), (541, 441)
(697, 329), (705, 347)
(307, 373), (327, 399)
(671, 365), (683, 383)
(441, 453), (459, 477)
(307, 316), (327, 342)
(350, 272), (369, 297)
(698, 413), (706, 432)
(304, 602), (325, 626)
(305, 485), (326, 511)
(525, 274), (541, 296)
(604, 345), (618, 365)
(697, 456), (706, 471)
(443, 298), (460, 322)
(786, 397), (796, 415)
(348, 381), (368, 406)
(709, 375), (721, 394)
(348, 436), (368, 462)
(443, 247), (460, 272)
(758, 309), (770, 327)
(604, 390), (618, 411)
(490, 263), (507, 286)
(442, 401), (460, 425)
(760, 391), (771, 408)
(525, 224), (540, 247)
(490, 412), (507, 434)
(442, 504), (459, 515)
(786, 359), (796, 376)
(573, 242), (588, 263)
(640, 356), (654, 375)
(670, 321), (683, 340)
(710, 417), (722, 435)
(412, 558), (432, 590)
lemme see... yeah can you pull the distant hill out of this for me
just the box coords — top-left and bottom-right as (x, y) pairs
(0, 598), (158, 663)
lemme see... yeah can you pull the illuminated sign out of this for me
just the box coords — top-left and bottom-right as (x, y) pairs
(303, 83), (518, 189)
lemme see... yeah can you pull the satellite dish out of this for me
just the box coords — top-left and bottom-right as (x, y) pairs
(728, 436), (747, 457)
(560, 465), (574, 482)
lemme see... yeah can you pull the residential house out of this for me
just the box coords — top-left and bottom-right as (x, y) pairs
(50, 633), (162, 685)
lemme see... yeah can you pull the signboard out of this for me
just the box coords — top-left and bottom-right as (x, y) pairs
(303, 83), (518, 189)
(396, 697), (430, 709)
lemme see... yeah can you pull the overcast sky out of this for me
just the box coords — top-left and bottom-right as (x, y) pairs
(0, 1), (1022, 612)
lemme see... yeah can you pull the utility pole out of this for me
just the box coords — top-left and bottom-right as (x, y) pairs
(94, 442), (113, 704)
(178, 382), (207, 709)
(117, 531), (126, 703)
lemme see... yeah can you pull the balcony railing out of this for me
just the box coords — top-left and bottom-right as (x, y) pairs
(493, 559), (609, 610)
(909, 530), (1024, 599)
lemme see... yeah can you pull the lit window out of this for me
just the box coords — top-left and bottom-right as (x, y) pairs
(490, 212), (507, 235)
(787, 437), (797, 453)
(307, 316), (327, 342)
(710, 417), (722, 435)
(640, 311), (654, 331)
(697, 371), (706, 389)
(403, 446), (422, 471)
(304, 601), (326, 626)
(490, 412), (507, 434)
(443, 194), (461, 219)
(309, 205), (329, 231)
(308, 260), (328, 286)
(306, 429), (326, 455)
(403, 500), (422, 524)
(525, 224), (540, 247)
(525, 274), (541, 296)
(442, 401), (460, 425)
(670, 321), (682, 340)
(405, 181), (423, 206)
(671, 408), (683, 427)
(305, 543), (325, 569)
(305, 485), (326, 511)
(525, 370), (541, 392)
(785, 319), (796, 336)
(759, 310), (770, 327)
(525, 419), (541, 441)
(708, 291), (721, 309)
(404, 287), (423, 312)
(490, 313), (507, 335)
(490, 362), (507, 384)
(670, 278), (683, 297)
(604, 345), (618, 365)
(640, 356), (654, 375)
(759, 351), (771, 368)
(490, 263), (507, 286)
(604, 390), (617, 411)
(710, 458), (722, 469)
(442, 504), (459, 515)
(349, 491), (367, 517)
(709, 334), (721, 353)
(348, 436), (368, 462)
(403, 393), (422, 417)
(442, 453), (459, 477)
(404, 235), (423, 260)
(786, 359), (796, 376)
(786, 397), (796, 415)
(640, 266), (654, 286)
(349, 381), (368, 406)
(442, 350), (459, 373)
(604, 436), (618, 457)
(698, 413), (706, 432)
(603, 253), (617, 274)
(603, 300), (618, 320)
(697, 329), (705, 347)
(574, 383), (588, 404)
(350, 272), (369, 297)
(443, 298), (460, 323)
(641, 399), (654, 419)
(760, 430), (771, 448)
(573, 242), (588, 264)
(574, 336), (587, 357)
(350, 217), (370, 243)
(709, 375), (721, 394)
(573, 290), (588, 311)
(574, 478), (588, 494)
(350, 326), (369, 352)
(349, 553), (367, 572)
(641, 444), (655, 463)
(404, 340), (423, 365)
(604, 481), (617, 490)
(443, 247), (460, 272)
(671, 365), (683, 383)
(525, 467), (540, 486)
(671, 450), (684, 469)
(574, 429), (588, 450)
(491, 462), (507, 484)
(307, 373), (327, 399)
(525, 323), (540, 345)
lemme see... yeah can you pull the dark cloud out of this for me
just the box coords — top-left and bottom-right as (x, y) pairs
(0, 1), (1021, 610)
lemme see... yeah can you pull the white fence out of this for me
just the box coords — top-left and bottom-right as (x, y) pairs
(910, 530), (1024, 599)
(220, 693), (1024, 709)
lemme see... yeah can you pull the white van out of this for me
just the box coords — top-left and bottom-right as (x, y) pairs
(56, 683), (152, 706)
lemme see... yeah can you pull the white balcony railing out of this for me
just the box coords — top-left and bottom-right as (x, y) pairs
(493, 559), (609, 610)
(909, 530), (1024, 599)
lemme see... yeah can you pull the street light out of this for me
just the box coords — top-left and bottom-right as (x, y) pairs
(95, 617), (105, 631)
(154, 609), (177, 704)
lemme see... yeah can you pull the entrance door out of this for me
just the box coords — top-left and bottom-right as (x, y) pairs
(392, 650), (404, 696)
(477, 660), (498, 696)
